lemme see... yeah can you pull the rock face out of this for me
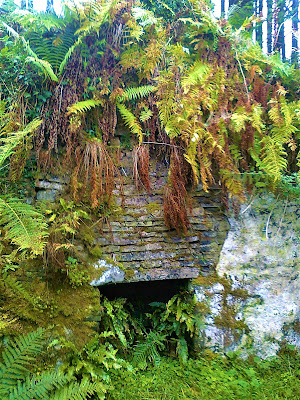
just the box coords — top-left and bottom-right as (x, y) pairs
(91, 150), (229, 285)
(210, 195), (300, 357)
(90, 150), (300, 358)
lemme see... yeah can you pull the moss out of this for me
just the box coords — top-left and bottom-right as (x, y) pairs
(195, 301), (210, 314)
(193, 272), (251, 342)
(103, 255), (124, 270)
(231, 288), (249, 300)
(109, 204), (126, 219)
(282, 319), (300, 336)
(1, 259), (101, 347)
(89, 245), (103, 258)
(193, 273), (251, 300)
(214, 306), (249, 341)
(89, 266), (106, 282)
(124, 269), (135, 280)
(193, 273), (230, 291)
(79, 224), (96, 246)
(146, 202), (161, 214)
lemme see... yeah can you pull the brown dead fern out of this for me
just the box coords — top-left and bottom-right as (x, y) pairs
(133, 145), (151, 193)
(71, 139), (124, 209)
(163, 147), (191, 233)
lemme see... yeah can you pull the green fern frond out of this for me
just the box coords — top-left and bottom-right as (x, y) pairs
(118, 85), (156, 102)
(1, 21), (19, 40)
(2, 273), (35, 305)
(251, 104), (265, 133)
(11, 10), (67, 32)
(0, 328), (69, 400)
(59, 38), (82, 75)
(75, 1), (112, 37)
(117, 103), (143, 143)
(231, 110), (248, 133)
(280, 97), (293, 127)
(29, 28), (76, 72)
(133, 331), (166, 370)
(176, 336), (188, 365)
(67, 99), (103, 115)
(0, 197), (48, 255)
(229, 144), (243, 165)
(178, 17), (202, 29)
(271, 125), (297, 145)
(181, 61), (210, 91)
(242, 45), (292, 78)
(0, 119), (42, 167)
(7, 370), (66, 400)
(269, 97), (297, 145)
(1, 23), (58, 82)
(219, 168), (244, 197)
(25, 56), (58, 82)
(260, 136), (287, 181)
(268, 99), (283, 126)
(51, 380), (106, 400)
(140, 109), (153, 122)
(0, 328), (46, 389)
(268, 53), (293, 77)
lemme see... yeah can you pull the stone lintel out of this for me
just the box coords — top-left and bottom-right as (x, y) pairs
(90, 263), (200, 286)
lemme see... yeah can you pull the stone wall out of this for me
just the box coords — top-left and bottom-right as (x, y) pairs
(91, 149), (229, 285)
(34, 150), (300, 358)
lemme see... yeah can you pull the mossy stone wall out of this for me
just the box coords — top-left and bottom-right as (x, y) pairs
(91, 149), (229, 285)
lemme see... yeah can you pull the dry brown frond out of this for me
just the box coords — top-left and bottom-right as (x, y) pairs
(71, 139), (124, 209)
(133, 145), (151, 193)
(163, 147), (191, 233)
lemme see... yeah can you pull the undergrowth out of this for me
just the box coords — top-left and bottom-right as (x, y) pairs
(107, 349), (300, 400)
(0, 294), (299, 400)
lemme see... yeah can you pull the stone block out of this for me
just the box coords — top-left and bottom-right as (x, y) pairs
(36, 190), (59, 202)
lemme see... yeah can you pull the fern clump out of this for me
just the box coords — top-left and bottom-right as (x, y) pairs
(0, 328), (108, 400)
(133, 331), (167, 369)
(0, 197), (48, 255)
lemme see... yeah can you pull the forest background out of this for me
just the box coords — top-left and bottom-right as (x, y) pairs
(10, 0), (300, 62)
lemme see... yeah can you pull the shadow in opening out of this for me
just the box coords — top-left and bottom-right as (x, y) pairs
(98, 278), (190, 308)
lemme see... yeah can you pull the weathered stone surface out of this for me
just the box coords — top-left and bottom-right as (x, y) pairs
(36, 180), (64, 190)
(91, 152), (228, 301)
(196, 194), (300, 358)
(35, 176), (68, 202)
(91, 262), (200, 285)
(36, 189), (59, 202)
(91, 263), (125, 286)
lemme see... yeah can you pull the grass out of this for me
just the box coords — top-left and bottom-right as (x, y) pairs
(107, 349), (300, 400)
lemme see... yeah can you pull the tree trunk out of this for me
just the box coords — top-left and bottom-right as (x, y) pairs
(221, 0), (225, 17)
(291, 0), (299, 63)
(274, 0), (286, 60)
(267, 0), (273, 53)
(256, 0), (263, 47)
(46, 0), (55, 13)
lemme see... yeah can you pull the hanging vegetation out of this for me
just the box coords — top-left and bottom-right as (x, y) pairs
(0, 0), (299, 230)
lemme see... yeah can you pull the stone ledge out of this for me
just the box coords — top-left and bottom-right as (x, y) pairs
(90, 262), (201, 286)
